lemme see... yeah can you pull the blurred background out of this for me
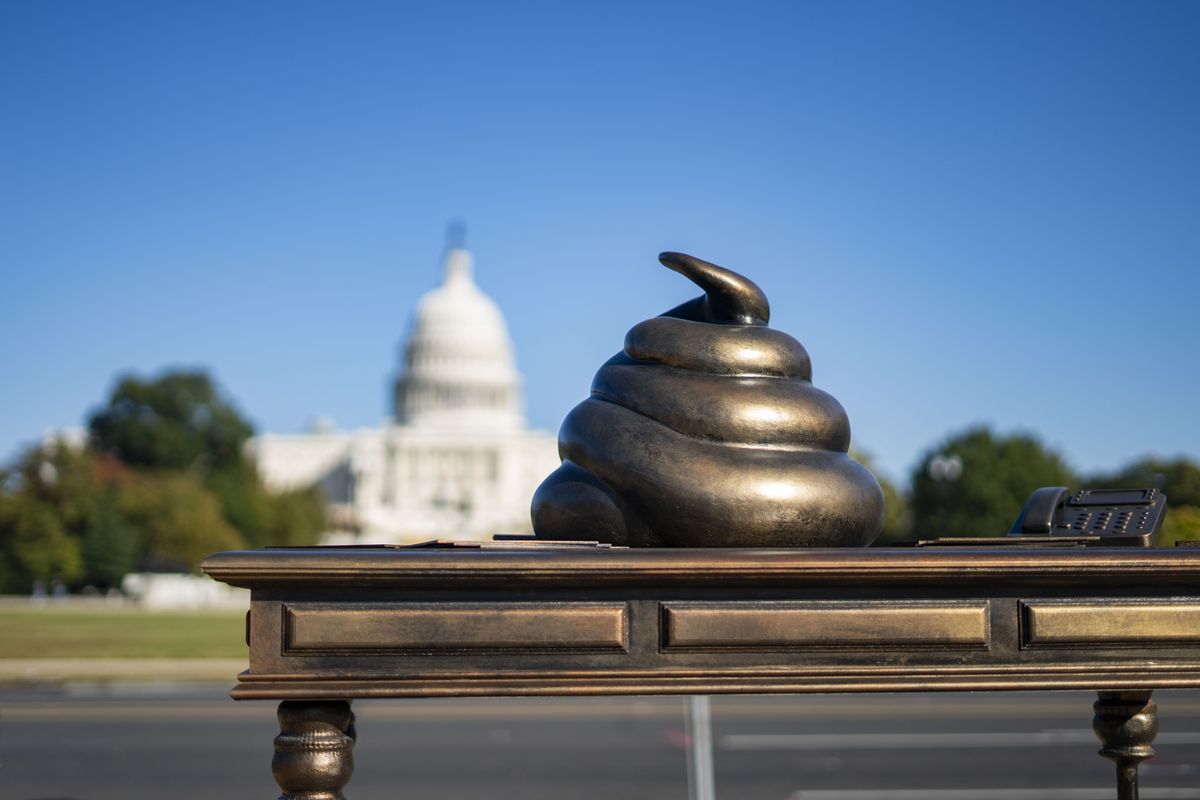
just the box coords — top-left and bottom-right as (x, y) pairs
(1, 1), (1198, 798)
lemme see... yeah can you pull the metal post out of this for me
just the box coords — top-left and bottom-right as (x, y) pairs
(272, 700), (356, 800)
(1093, 691), (1157, 800)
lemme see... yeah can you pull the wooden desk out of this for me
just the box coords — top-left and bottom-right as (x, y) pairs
(202, 546), (1200, 799)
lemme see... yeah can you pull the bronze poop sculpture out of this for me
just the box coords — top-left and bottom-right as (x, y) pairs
(531, 251), (885, 547)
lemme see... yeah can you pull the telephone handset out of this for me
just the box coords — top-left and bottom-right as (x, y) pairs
(1009, 486), (1167, 546)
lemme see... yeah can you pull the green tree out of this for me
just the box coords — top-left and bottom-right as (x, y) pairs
(0, 495), (26, 593)
(80, 495), (137, 589)
(1162, 506), (1200, 545)
(204, 463), (277, 547)
(118, 472), (245, 572)
(89, 371), (252, 473)
(1090, 457), (1200, 507)
(87, 369), (325, 551)
(0, 498), (84, 592)
(0, 440), (114, 591)
(268, 486), (326, 547)
(15, 438), (104, 533)
(852, 450), (911, 542)
(205, 465), (326, 549)
(1, 369), (325, 591)
(910, 426), (1077, 538)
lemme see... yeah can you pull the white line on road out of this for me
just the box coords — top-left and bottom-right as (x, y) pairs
(723, 731), (1200, 750)
(789, 788), (1200, 800)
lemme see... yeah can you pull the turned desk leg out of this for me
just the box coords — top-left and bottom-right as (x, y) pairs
(272, 700), (357, 800)
(1093, 691), (1157, 800)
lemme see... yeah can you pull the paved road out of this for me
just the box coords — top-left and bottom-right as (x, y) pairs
(3, 687), (1199, 799)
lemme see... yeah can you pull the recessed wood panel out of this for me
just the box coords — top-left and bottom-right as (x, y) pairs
(661, 601), (989, 651)
(1022, 600), (1200, 648)
(285, 602), (629, 654)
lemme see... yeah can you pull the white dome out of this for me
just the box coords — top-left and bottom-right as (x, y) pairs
(394, 247), (524, 429)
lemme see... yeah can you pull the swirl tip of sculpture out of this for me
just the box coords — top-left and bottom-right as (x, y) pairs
(658, 251), (770, 326)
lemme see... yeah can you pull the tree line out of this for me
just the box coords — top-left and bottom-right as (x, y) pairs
(1, 369), (1197, 594)
(0, 371), (324, 593)
(872, 427), (1200, 544)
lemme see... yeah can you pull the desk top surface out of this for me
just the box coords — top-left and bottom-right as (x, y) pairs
(202, 545), (1200, 589)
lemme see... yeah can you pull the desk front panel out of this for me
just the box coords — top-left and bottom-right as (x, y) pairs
(234, 582), (1200, 698)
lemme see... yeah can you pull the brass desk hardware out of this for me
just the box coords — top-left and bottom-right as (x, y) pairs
(203, 545), (1200, 799)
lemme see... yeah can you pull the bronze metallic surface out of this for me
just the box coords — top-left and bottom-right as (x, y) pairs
(202, 546), (1200, 698)
(284, 602), (629, 653)
(660, 600), (989, 651)
(1093, 691), (1157, 800)
(203, 546), (1200, 799)
(202, 545), (1200, 588)
(530, 252), (885, 547)
(1023, 600), (1200, 648)
(272, 700), (355, 800)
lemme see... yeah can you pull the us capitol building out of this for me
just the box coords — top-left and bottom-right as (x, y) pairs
(248, 238), (559, 544)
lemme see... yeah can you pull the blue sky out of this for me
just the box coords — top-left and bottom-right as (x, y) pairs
(1, 1), (1197, 483)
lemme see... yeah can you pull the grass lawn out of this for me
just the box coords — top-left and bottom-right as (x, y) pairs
(0, 605), (247, 659)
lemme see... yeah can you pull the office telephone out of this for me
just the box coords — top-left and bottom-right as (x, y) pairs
(915, 486), (1168, 547)
(1008, 486), (1166, 546)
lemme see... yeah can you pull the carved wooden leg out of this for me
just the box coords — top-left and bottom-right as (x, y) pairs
(272, 700), (356, 800)
(1093, 691), (1157, 800)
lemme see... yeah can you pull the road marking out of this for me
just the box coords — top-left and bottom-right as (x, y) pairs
(724, 731), (1200, 750)
(789, 789), (1200, 799)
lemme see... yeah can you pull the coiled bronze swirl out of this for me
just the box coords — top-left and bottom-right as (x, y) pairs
(531, 252), (884, 547)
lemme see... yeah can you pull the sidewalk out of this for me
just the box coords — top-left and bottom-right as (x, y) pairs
(0, 658), (245, 683)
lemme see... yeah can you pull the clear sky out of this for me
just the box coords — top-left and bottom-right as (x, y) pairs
(1, 1), (1197, 484)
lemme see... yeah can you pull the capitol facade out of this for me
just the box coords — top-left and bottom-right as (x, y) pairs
(248, 241), (559, 544)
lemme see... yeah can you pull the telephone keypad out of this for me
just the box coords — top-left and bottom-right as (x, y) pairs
(1059, 488), (1165, 541)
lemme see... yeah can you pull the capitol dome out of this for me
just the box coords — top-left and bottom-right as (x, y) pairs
(393, 244), (524, 430)
(249, 228), (559, 545)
